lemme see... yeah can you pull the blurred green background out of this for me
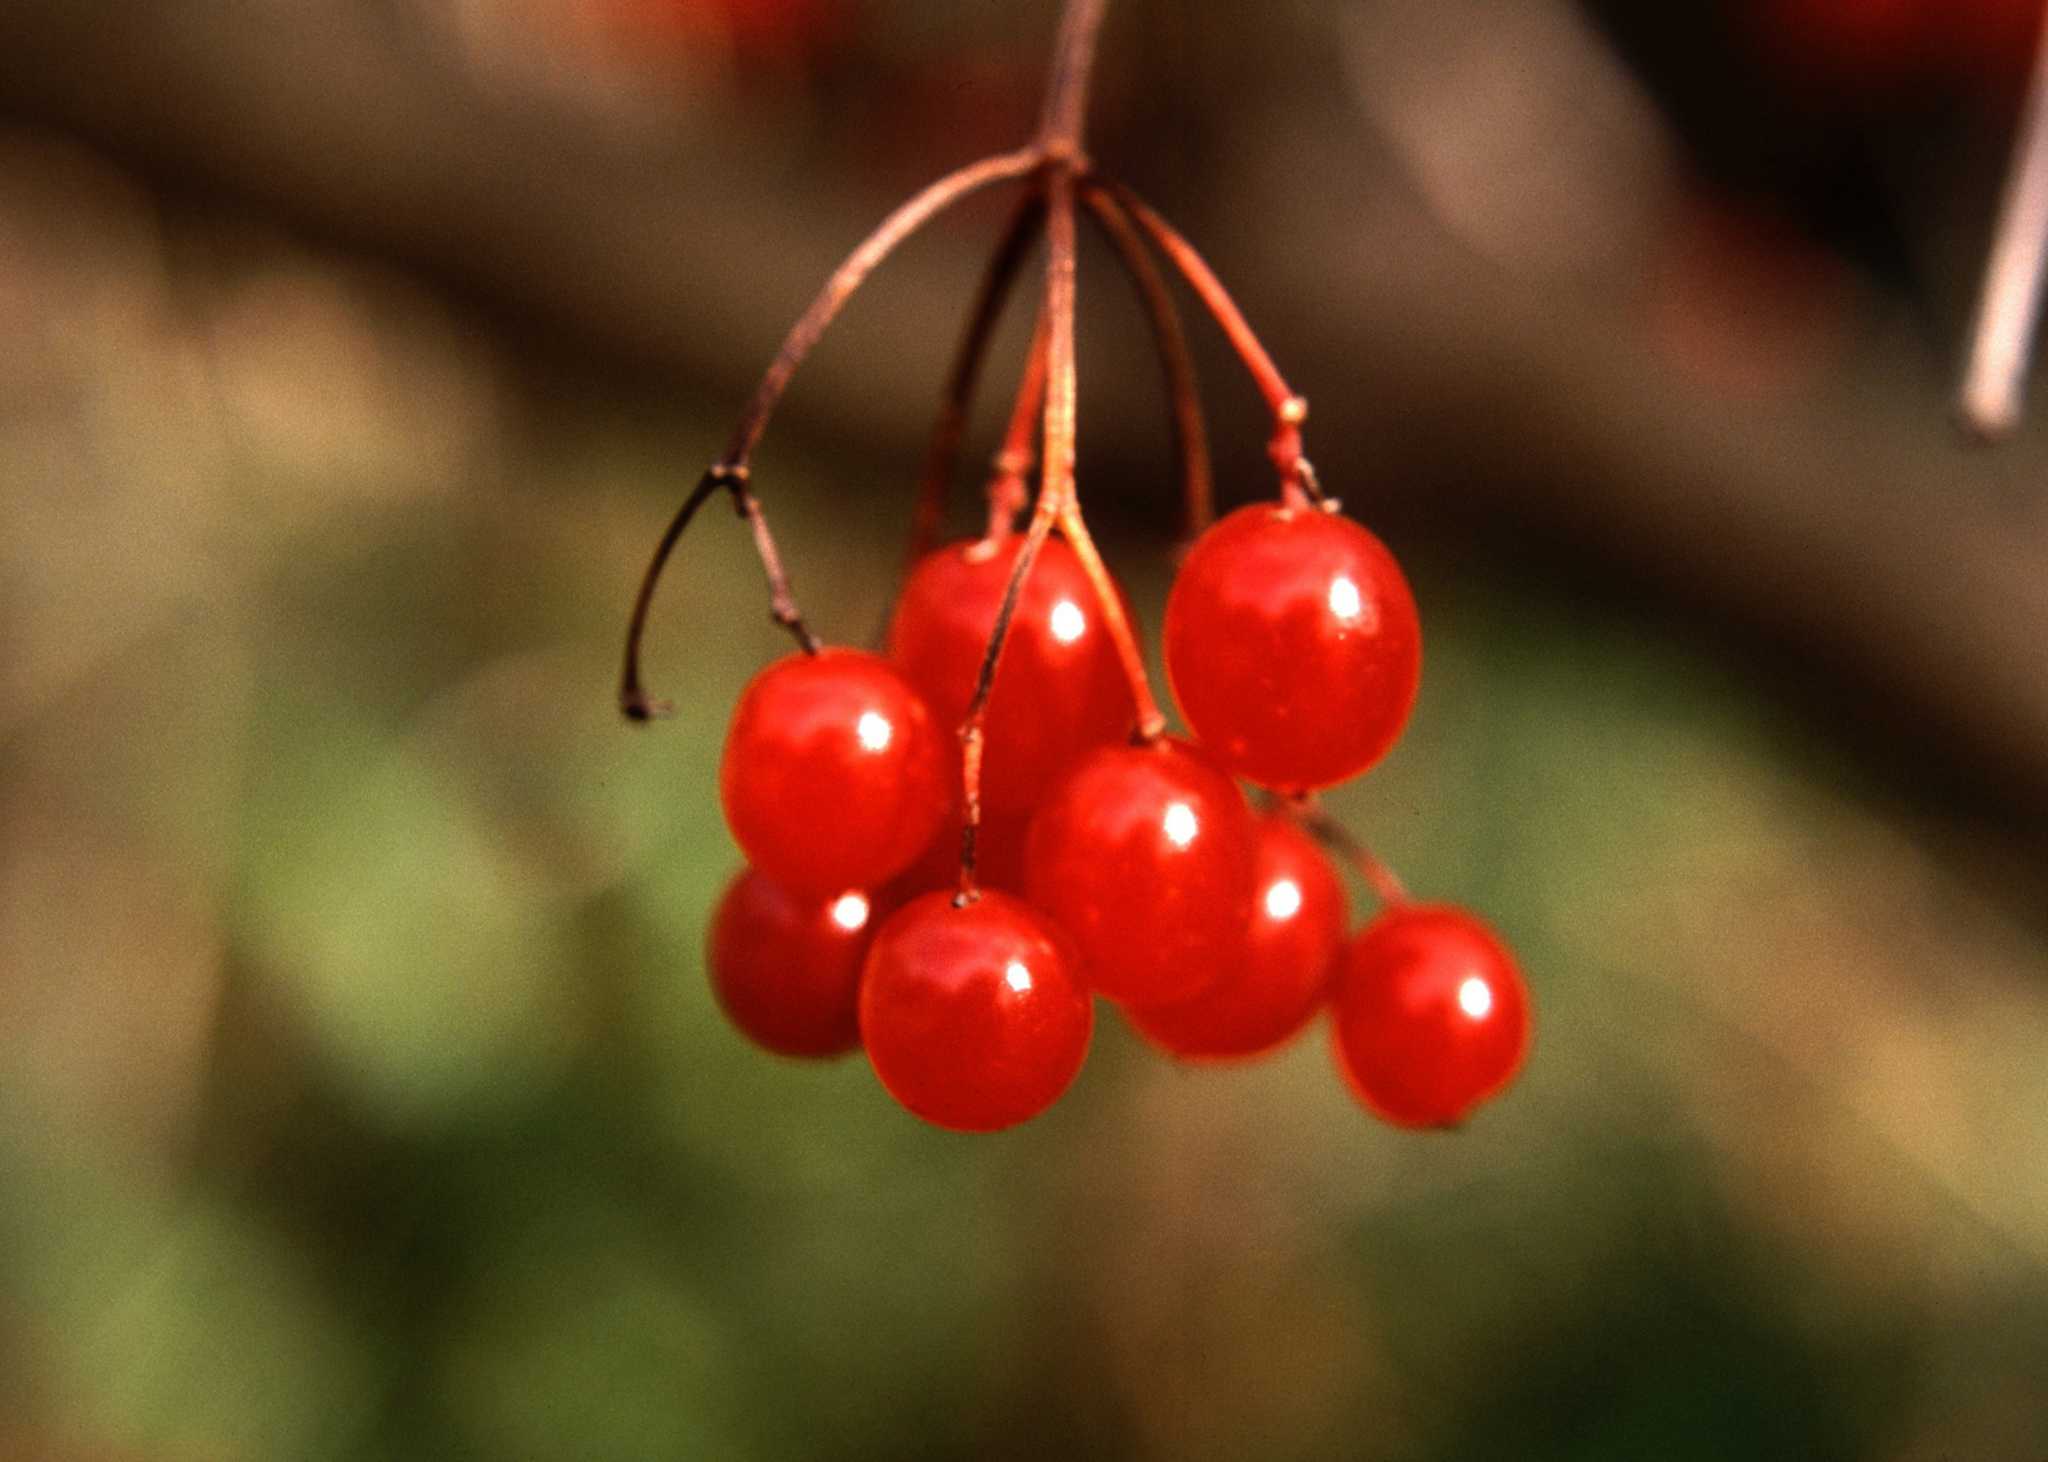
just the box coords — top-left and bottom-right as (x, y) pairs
(4, 1), (2048, 1457)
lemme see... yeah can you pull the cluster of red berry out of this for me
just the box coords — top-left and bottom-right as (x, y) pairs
(705, 506), (1529, 1133)
(622, 1), (1531, 1134)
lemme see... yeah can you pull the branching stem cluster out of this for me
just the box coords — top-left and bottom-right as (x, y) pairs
(619, 0), (1390, 902)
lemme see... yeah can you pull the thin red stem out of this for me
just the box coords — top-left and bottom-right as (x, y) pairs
(1288, 796), (1409, 908)
(1057, 498), (1166, 741)
(957, 159), (1107, 894)
(619, 466), (819, 721)
(983, 307), (1052, 543)
(1044, 170), (1166, 740)
(1040, 172), (1082, 515)
(720, 148), (1044, 470)
(955, 492), (1061, 902)
(1037, 0), (1109, 155)
(1096, 178), (1315, 498)
(1078, 181), (1214, 540)
(907, 191), (1046, 566)
(629, 149), (1040, 717)
(952, 0), (1119, 894)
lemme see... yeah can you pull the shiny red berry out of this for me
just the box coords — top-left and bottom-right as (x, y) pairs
(1163, 503), (1421, 792)
(886, 534), (1133, 815)
(1331, 903), (1530, 1128)
(1024, 736), (1257, 1006)
(859, 890), (1093, 1132)
(720, 648), (951, 894)
(706, 868), (881, 1058)
(1123, 812), (1345, 1060)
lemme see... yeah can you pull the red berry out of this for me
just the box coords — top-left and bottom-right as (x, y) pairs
(1330, 904), (1530, 1128)
(859, 890), (1093, 1132)
(706, 868), (881, 1058)
(720, 648), (951, 894)
(1123, 813), (1345, 1060)
(886, 534), (1133, 815)
(1024, 737), (1257, 1006)
(1164, 504), (1420, 792)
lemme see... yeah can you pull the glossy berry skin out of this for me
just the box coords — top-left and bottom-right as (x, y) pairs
(706, 869), (881, 1058)
(720, 648), (950, 895)
(887, 535), (1133, 815)
(859, 890), (1093, 1133)
(1331, 904), (1530, 1129)
(1024, 737), (1257, 1007)
(1123, 813), (1346, 1060)
(1164, 504), (1421, 792)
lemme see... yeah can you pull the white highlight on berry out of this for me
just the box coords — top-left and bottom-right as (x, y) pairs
(1004, 959), (1033, 993)
(1457, 975), (1493, 1020)
(829, 893), (870, 931)
(1162, 801), (1199, 849)
(856, 710), (893, 752)
(1263, 878), (1303, 921)
(1049, 598), (1087, 644)
(1327, 575), (1363, 622)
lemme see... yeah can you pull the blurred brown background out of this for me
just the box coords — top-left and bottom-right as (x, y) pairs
(2, 1), (2047, 1457)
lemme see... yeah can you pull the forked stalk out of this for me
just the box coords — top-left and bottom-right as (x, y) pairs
(983, 308), (1052, 546)
(1288, 795), (1410, 908)
(1079, 181), (1214, 540)
(1055, 497), (1167, 741)
(1093, 177), (1320, 502)
(907, 191), (1047, 567)
(620, 465), (819, 721)
(953, 490), (1060, 902)
(621, 149), (1041, 717)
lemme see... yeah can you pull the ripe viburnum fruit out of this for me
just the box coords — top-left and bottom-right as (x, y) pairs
(1164, 503), (1421, 793)
(719, 648), (950, 895)
(705, 869), (882, 1058)
(1023, 737), (1257, 1007)
(1122, 811), (1346, 1060)
(1331, 903), (1531, 1128)
(859, 890), (1093, 1132)
(887, 533), (1132, 815)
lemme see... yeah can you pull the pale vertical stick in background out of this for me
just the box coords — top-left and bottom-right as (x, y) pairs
(1958, 12), (2048, 440)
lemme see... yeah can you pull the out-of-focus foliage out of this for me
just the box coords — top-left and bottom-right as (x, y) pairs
(3, 3), (2047, 1459)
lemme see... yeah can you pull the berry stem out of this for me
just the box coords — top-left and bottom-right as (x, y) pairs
(952, 0), (1116, 896)
(1093, 178), (1318, 501)
(955, 164), (1091, 899)
(908, 189), (1047, 567)
(1079, 181), (1214, 541)
(626, 1), (1117, 723)
(619, 464), (819, 722)
(1958, 11), (2048, 439)
(719, 147), (1046, 471)
(1056, 496), (1167, 741)
(1032, 120), (1168, 744)
(1287, 795), (1410, 908)
(955, 493), (1063, 902)
(735, 477), (821, 655)
(1040, 170), (1082, 516)
(984, 306), (1052, 545)
(1036, 0), (1109, 156)
(629, 149), (1041, 717)
(620, 470), (721, 720)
